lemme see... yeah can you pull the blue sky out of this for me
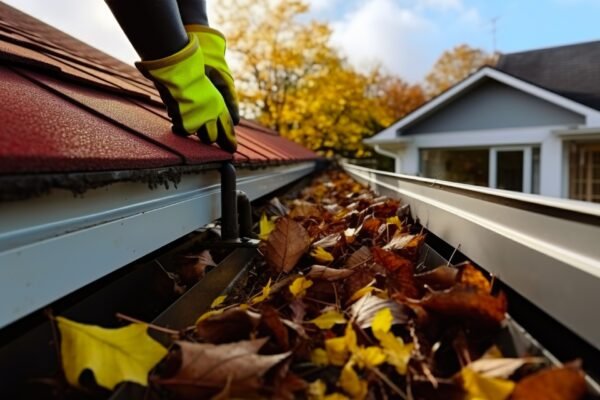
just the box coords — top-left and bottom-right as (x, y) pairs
(5, 0), (599, 82)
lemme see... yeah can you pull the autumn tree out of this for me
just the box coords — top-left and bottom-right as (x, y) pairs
(425, 44), (498, 98)
(369, 71), (426, 129)
(214, 0), (425, 157)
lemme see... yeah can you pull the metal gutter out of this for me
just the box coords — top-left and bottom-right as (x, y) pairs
(342, 162), (600, 350)
(0, 161), (316, 329)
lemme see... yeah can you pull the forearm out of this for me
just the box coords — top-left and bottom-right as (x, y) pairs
(177, 0), (209, 26)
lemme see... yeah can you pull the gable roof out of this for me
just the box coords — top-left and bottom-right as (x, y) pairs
(366, 66), (600, 144)
(0, 3), (316, 179)
(497, 41), (600, 110)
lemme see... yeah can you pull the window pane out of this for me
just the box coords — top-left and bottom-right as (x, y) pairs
(496, 151), (523, 191)
(569, 141), (600, 202)
(420, 149), (489, 186)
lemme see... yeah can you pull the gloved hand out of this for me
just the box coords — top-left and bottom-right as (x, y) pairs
(136, 34), (237, 152)
(186, 25), (240, 125)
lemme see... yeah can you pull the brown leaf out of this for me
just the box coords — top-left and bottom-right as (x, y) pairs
(457, 262), (492, 293)
(262, 217), (311, 273)
(268, 197), (290, 216)
(179, 249), (217, 283)
(420, 286), (507, 328)
(307, 265), (355, 281)
(289, 200), (321, 219)
(383, 231), (417, 251)
(362, 217), (382, 237)
(158, 338), (290, 391)
(350, 293), (411, 329)
(312, 233), (341, 248)
(344, 246), (373, 269)
(196, 308), (258, 344)
(511, 365), (587, 400)
(468, 356), (544, 379)
(258, 306), (290, 351)
(415, 265), (458, 291)
(372, 247), (418, 298)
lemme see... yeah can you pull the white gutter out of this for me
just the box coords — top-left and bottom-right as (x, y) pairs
(0, 162), (316, 328)
(343, 162), (600, 350)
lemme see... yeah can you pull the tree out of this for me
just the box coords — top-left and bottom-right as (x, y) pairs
(369, 72), (426, 129)
(425, 44), (498, 98)
(215, 0), (425, 158)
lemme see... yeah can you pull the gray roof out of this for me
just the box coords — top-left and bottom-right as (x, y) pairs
(496, 41), (600, 110)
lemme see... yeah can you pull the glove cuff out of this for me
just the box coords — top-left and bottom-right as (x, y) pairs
(136, 34), (202, 71)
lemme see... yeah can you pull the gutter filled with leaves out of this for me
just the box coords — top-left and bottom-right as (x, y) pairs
(6, 170), (599, 400)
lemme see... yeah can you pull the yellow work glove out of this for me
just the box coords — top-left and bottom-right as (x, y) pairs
(136, 34), (237, 152)
(186, 25), (240, 125)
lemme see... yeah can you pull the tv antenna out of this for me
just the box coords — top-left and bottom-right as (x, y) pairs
(490, 16), (500, 53)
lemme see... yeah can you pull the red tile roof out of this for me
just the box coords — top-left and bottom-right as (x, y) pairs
(0, 2), (317, 177)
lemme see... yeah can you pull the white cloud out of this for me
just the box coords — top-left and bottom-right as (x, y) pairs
(4, 0), (138, 64)
(416, 0), (463, 11)
(331, 0), (437, 82)
(306, 0), (342, 11)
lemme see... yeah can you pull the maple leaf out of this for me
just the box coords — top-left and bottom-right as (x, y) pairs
(311, 247), (334, 263)
(308, 265), (355, 281)
(289, 276), (314, 297)
(263, 217), (311, 273)
(310, 309), (347, 329)
(157, 338), (290, 391)
(259, 212), (276, 240)
(458, 367), (515, 400)
(57, 316), (167, 390)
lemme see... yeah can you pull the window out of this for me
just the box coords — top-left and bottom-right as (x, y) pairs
(569, 141), (600, 203)
(420, 148), (489, 186)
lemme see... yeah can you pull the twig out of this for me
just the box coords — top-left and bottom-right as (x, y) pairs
(116, 313), (180, 337)
(447, 244), (461, 267)
(45, 308), (64, 379)
(372, 367), (407, 399)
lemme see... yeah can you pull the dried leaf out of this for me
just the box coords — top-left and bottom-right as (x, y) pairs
(263, 218), (311, 273)
(308, 265), (355, 281)
(459, 367), (515, 400)
(180, 249), (217, 282)
(311, 348), (329, 366)
(372, 247), (418, 298)
(290, 200), (321, 219)
(158, 338), (290, 390)
(57, 316), (167, 390)
(339, 361), (367, 400)
(211, 295), (227, 308)
(350, 294), (410, 330)
(289, 276), (313, 298)
(250, 278), (272, 305)
(511, 366), (587, 400)
(310, 310), (347, 329)
(415, 265), (458, 290)
(311, 247), (334, 263)
(313, 233), (342, 248)
(458, 262), (492, 293)
(382, 232), (416, 251)
(353, 346), (386, 369)
(259, 213), (276, 240)
(386, 215), (403, 229)
(468, 356), (544, 379)
(196, 308), (258, 343)
(268, 197), (289, 216)
(344, 246), (372, 269)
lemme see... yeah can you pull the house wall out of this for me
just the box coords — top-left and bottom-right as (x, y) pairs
(402, 81), (585, 135)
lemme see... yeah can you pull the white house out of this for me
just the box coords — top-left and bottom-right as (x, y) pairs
(366, 41), (600, 202)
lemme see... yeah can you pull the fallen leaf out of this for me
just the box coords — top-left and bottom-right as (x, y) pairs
(313, 233), (342, 248)
(308, 379), (327, 399)
(263, 218), (311, 273)
(258, 306), (290, 351)
(289, 276), (314, 297)
(382, 232), (416, 251)
(290, 200), (321, 219)
(458, 262), (492, 293)
(311, 247), (335, 264)
(459, 367), (515, 400)
(311, 348), (329, 366)
(310, 310), (347, 329)
(415, 265), (458, 290)
(386, 215), (403, 230)
(344, 246), (372, 269)
(350, 294), (410, 330)
(368, 309), (413, 375)
(57, 316), (167, 390)
(268, 197), (289, 216)
(158, 338), (290, 390)
(372, 247), (418, 298)
(339, 361), (367, 400)
(353, 346), (386, 369)
(211, 295), (227, 308)
(196, 308), (258, 343)
(180, 249), (218, 282)
(250, 278), (273, 305)
(259, 213), (276, 240)
(511, 366), (587, 400)
(468, 357), (544, 379)
(308, 265), (354, 281)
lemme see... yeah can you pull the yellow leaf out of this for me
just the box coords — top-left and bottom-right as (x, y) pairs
(289, 276), (313, 298)
(339, 361), (368, 400)
(57, 316), (167, 390)
(354, 346), (386, 369)
(310, 310), (347, 329)
(371, 307), (392, 341)
(324, 394), (350, 400)
(348, 286), (378, 303)
(344, 323), (358, 354)
(378, 331), (414, 375)
(311, 348), (329, 366)
(311, 247), (334, 263)
(196, 308), (225, 324)
(325, 336), (349, 366)
(308, 379), (327, 399)
(250, 278), (272, 305)
(460, 367), (515, 400)
(386, 216), (402, 229)
(259, 212), (276, 240)
(211, 295), (227, 308)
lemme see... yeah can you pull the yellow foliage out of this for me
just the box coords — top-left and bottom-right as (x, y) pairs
(460, 367), (515, 400)
(311, 247), (334, 263)
(371, 307), (393, 340)
(353, 346), (386, 369)
(259, 212), (275, 240)
(57, 317), (167, 390)
(250, 278), (272, 305)
(386, 216), (402, 230)
(325, 336), (348, 366)
(308, 379), (327, 399)
(371, 308), (413, 375)
(339, 361), (368, 400)
(289, 276), (314, 297)
(210, 295), (227, 308)
(311, 310), (347, 329)
(311, 348), (329, 366)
